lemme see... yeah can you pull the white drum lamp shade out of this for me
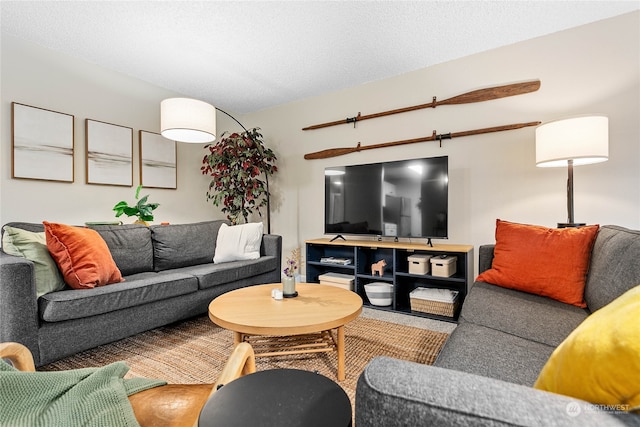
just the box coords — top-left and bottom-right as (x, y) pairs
(536, 116), (609, 167)
(161, 98), (216, 143)
(535, 115), (609, 227)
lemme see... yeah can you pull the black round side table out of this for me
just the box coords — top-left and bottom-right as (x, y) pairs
(198, 368), (352, 427)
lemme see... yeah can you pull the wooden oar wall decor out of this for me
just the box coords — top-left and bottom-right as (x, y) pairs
(303, 122), (541, 160)
(302, 80), (540, 131)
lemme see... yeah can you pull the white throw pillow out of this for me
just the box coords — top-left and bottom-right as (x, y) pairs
(213, 222), (264, 263)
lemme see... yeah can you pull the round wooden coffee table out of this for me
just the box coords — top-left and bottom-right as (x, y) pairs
(208, 283), (363, 381)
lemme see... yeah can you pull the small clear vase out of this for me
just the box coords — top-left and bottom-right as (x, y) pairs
(282, 276), (297, 298)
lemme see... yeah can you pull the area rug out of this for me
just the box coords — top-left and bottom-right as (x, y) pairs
(40, 315), (449, 409)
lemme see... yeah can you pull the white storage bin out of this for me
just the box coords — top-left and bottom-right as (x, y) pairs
(364, 282), (393, 306)
(430, 255), (457, 277)
(407, 254), (432, 275)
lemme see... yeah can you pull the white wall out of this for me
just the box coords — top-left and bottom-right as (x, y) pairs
(2, 12), (639, 277)
(244, 12), (640, 270)
(0, 35), (245, 226)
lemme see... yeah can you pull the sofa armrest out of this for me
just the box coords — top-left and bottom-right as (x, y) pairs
(478, 244), (495, 274)
(356, 357), (636, 427)
(0, 252), (41, 365)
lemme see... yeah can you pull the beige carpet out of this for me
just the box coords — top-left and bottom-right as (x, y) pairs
(40, 314), (449, 408)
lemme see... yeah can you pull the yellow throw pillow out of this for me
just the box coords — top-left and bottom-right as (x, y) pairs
(534, 285), (640, 412)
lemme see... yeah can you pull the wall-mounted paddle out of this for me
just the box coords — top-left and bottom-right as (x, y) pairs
(302, 80), (541, 131)
(303, 121), (541, 160)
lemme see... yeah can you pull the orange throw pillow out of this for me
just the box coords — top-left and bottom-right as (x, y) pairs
(476, 219), (599, 307)
(43, 221), (124, 289)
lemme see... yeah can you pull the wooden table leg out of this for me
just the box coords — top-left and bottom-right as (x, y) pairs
(336, 325), (345, 381)
(234, 331), (243, 346)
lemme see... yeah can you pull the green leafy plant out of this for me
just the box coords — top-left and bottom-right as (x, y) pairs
(113, 185), (159, 223)
(201, 127), (278, 225)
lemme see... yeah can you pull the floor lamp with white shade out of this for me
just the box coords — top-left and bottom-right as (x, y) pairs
(160, 97), (273, 233)
(535, 115), (609, 228)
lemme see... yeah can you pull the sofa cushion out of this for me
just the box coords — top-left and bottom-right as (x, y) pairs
(176, 255), (279, 290)
(462, 282), (588, 348)
(39, 271), (198, 322)
(213, 222), (263, 263)
(89, 224), (154, 276)
(535, 285), (640, 411)
(1, 222), (45, 235)
(476, 219), (599, 308)
(584, 225), (640, 312)
(43, 222), (124, 289)
(1, 226), (66, 297)
(434, 321), (555, 386)
(150, 221), (227, 271)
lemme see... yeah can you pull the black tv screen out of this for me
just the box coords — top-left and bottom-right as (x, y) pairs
(324, 156), (448, 240)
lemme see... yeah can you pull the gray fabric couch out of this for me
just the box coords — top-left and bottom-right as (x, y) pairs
(0, 220), (282, 366)
(356, 225), (640, 426)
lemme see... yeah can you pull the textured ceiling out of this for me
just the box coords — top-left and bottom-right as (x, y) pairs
(2, 1), (638, 114)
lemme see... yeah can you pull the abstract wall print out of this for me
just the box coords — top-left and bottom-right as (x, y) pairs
(12, 102), (74, 182)
(86, 119), (133, 186)
(140, 130), (177, 189)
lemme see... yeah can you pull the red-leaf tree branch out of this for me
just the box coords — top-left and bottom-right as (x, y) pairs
(201, 128), (278, 225)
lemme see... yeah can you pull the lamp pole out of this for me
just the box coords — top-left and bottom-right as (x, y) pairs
(558, 160), (584, 229)
(567, 159), (574, 224)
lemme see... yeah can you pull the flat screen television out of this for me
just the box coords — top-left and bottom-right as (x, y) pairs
(325, 156), (448, 243)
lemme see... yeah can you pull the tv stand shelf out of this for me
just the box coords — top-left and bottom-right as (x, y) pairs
(306, 238), (474, 322)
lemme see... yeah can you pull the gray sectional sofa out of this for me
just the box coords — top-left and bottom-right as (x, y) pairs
(0, 220), (282, 366)
(356, 225), (640, 426)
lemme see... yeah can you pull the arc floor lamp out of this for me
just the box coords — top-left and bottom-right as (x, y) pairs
(535, 115), (609, 228)
(160, 97), (272, 233)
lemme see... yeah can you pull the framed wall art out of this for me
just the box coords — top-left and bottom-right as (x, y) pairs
(139, 130), (177, 189)
(86, 119), (133, 186)
(12, 102), (75, 182)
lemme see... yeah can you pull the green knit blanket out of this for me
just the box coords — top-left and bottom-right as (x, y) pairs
(0, 360), (166, 426)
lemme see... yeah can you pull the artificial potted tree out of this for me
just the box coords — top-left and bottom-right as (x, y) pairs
(201, 127), (277, 229)
(112, 184), (160, 225)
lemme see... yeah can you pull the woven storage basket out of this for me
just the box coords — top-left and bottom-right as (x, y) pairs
(410, 288), (459, 317)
